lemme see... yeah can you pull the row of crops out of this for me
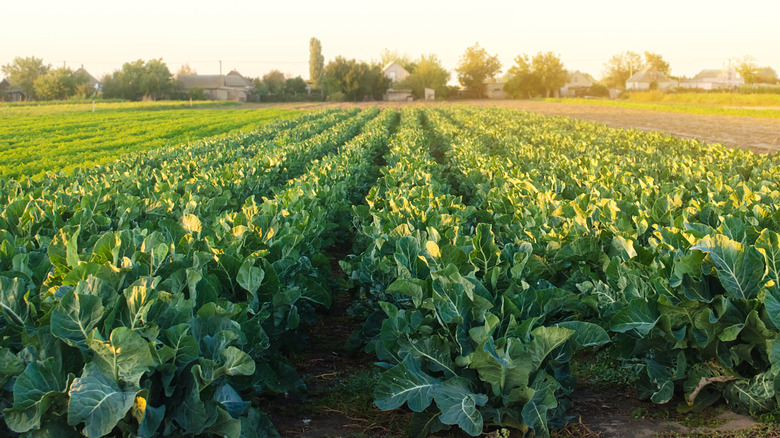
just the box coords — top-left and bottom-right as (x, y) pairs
(1, 106), (780, 437)
(0, 103), (299, 179)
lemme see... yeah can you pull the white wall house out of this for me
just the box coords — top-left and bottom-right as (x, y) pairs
(177, 70), (254, 101)
(382, 61), (413, 101)
(560, 71), (596, 97)
(625, 67), (676, 90)
(679, 68), (744, 90)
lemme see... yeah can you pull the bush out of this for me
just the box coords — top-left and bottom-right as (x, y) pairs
(326, 91), (346, 102)
(587, 84), (609, 97)
(189, 87), (206, 100)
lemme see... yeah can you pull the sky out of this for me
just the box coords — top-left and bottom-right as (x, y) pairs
(2, 0), (779, 83)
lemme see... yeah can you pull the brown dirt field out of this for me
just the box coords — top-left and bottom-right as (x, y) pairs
(475, 100), (780, 154)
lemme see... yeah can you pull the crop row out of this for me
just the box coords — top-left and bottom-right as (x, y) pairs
(0, 108), (397, 437)
(343, 106), (780, 437)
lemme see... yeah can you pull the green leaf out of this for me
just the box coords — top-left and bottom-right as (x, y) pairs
(723, 373), (775, 414)
(301, 277), (332, 308)
(521, 373), (558, 438)
(3, 358), (69, 433)
(554, 321), (610, 347)
(764, 285), (780, 331)
(237, 259), (264, 296)
(609, 298), (660, 336)
(0, 348), (25, 387)
(0, 276), (29, 327)
(214, 383), (249, 419)
(756, 229), (780, 281)
(375, 356), (438, 412)
(66, 228), (82, 268)
(470, 337), (532, 396)
(164, 324), (199, 368)
(67, 362), (137, 438)
(469, 223), (500, 274)
(395, 236), (429, 279)
(137, 403), (165, 438)
(205, 406), (241, 438)
(51, 291), (104, 350)
(221, 346), (256, 376)
(528, 326), (574, 369)
(433, 377), (488, 437)
(691, 234), (766, 300)
(387, 278), (429, 307)
(87, 327), (155, 386)
(398, 335), (456, 377)
(440, 244), (470, 275)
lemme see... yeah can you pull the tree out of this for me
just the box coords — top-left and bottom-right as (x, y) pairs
(504, 55), (538, 99)
(644, 52), (670, 76)
(455, 43), (501, 98)
(731, 55), (759, 85)
(531, 52), (567, 97)
(756, 66), (778, 85)
(321, 57), (390, 101)
(177, 64), (197, 76)
(285, 76), (308, 96)
(602, 51), (643, 89)
(309, 38), (324, 89)
(504, 52), (567, 98)
(397, 54), (450, 99)
(102, 59), (174, 100)
(142, 59), (175, 100)
(262, 70), (286, 95)
(33, 67), (88, 100)
(380, 49), (416, 72)
(1, 56), (50, 100)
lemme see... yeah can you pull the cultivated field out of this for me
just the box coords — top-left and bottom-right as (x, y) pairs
(0, 101), (300, 179)
(1, 106), (780, 438)
(494, 100), (780, 154)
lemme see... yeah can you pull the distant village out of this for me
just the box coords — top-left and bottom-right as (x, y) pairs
(1, 42), (777, 103)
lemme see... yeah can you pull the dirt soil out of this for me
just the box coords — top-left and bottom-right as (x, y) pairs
(444, 100), (780, 154)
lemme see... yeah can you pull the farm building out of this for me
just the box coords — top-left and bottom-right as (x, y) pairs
(625, 67), (676, 90)
(679, 68), (744, 90)
(485, 81), (508, 99)
(75, 66), (102, 91)
(177, 70), (254, 102)
(560, 71), (596, 97)
(382, 61), (410, 84)
(0, 78), (24, 101)
(382, 61), (413, 101)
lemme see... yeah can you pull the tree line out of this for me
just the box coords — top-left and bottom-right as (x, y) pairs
(3, 43), (778, 102)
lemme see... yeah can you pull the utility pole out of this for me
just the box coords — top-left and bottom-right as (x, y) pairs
(219, 60), (222, 75)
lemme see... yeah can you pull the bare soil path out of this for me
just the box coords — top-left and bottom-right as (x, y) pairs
(466, 100), (780, 154)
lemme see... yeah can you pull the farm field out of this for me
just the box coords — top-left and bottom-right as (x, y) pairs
(0, 101), (301, 179)
(1, 106), (780, 438)
(544, 97), (780, 119)
(492, 100), (780, 154)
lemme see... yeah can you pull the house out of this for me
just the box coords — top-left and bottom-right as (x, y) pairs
(1, 78), (24, 101)
(485, 81), (508, 99)
(625, 67), (676, 90)
(176, 70), (254, 101)
(75, 66), (102, 91)
(424, 88), (435, 101)
(382, 61), (413, 101)
(382, 61), (410, 84)
(560, 71), (596, 97)
(679, 68), (744, 90)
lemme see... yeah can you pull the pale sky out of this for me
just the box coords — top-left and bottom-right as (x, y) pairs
(2, 0), (779, 83)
